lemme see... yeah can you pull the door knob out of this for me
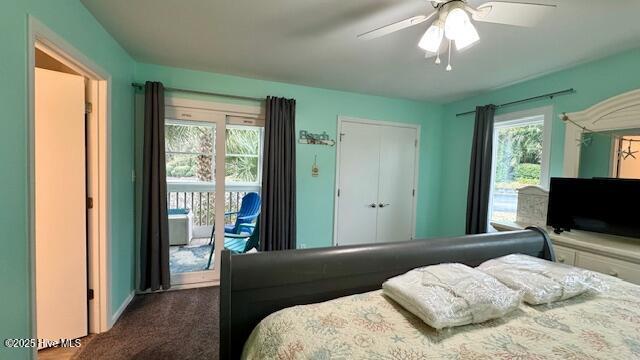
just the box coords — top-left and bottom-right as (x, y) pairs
(368, 203), (377, 208)
(378, 203), (390, 208)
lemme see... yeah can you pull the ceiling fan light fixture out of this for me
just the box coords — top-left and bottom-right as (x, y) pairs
(454, 21), (480, 50)
(357, 0), (555, 72)
(444, 7), (471, 41)
(417, 19), (444, 53)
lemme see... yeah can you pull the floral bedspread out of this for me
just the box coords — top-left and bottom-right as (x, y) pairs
(242, 276), (640, 359)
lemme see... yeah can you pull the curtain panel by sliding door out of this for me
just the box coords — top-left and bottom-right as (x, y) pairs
(466, 104), (496, 234)
(260, 97), (297, 251)
(140, 81), (171, 291)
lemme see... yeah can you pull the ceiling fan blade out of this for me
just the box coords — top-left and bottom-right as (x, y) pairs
(472, 1), (556, 27)
(358, 12), (437, 40)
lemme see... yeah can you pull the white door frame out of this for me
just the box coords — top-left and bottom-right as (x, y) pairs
(28, 15), (111, 349)
(333, 116), (421, 246)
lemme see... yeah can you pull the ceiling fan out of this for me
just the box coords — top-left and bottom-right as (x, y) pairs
(358, 0), (556, 71)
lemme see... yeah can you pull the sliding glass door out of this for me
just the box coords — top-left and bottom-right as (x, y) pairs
(165, 106), (226, 285)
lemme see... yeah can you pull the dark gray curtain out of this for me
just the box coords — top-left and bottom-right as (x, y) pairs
(259, 97), (296, 251)
(466, 104), (496, 234)
(139, 81), (170, 291)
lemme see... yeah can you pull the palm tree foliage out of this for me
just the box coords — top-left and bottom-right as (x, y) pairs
(165, 124), (260, 183)
(165, 123), (213, 181)
(225, 128), (260, 183)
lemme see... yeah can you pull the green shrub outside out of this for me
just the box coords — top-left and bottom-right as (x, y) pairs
(515, 163), (541, 181)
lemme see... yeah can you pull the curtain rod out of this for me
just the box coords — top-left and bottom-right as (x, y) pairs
(131, 82), (264, 102)
(455, 88), (576, 117)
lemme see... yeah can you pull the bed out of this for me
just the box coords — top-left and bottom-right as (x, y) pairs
(242, 277), (640, 359)
(221, 228), (640, 359)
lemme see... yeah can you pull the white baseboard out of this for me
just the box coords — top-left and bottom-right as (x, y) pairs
(108, 291), (135, 329)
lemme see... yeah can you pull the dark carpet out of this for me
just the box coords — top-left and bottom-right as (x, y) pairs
(77, 287), (219, 360)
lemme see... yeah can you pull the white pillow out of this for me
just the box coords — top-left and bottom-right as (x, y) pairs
(383, 263), (521, 329)
(478, 254), (604, 305)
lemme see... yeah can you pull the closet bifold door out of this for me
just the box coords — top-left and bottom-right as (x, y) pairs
(376, 125), (418, 243)
(335, 122), (381, 246)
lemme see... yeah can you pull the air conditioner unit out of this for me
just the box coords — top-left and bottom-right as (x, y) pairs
(169, 211), (193, 246)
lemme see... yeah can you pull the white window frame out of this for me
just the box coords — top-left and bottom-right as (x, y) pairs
(488, 106), (553, 225)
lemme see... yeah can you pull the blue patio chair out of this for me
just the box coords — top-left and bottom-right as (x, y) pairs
(206, 217), (260, 269)
(226, 192), (261, 234)
(209, 192), (261, 245)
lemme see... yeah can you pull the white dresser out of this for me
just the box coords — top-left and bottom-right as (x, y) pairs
(492, 185), (640, 284)
(492, 220), (640, 285)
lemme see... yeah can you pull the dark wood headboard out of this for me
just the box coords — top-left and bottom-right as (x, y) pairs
(219, 227), (553, 359)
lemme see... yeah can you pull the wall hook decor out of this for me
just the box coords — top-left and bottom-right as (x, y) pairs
(311, 155), (319, 177)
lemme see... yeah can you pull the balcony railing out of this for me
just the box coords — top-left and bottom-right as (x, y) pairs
(167, 185), (260, 227)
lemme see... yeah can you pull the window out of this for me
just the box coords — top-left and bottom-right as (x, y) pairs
(165, 121), (215, 183)
(165, 121), (263, 187)
(489, 107), (552, 223)
(225, 126), (262, 185)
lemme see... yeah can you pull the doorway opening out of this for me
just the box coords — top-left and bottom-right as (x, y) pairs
(28, 16), (111, 358)
(613, 135), (640, 179)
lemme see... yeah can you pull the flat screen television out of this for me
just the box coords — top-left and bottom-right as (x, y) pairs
(547, 177), (640, 238)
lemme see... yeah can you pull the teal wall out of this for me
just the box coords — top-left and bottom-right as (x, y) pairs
(438, 48), (640, 236)
(135, 63), (445, 248)
(0, 1), (135, 358)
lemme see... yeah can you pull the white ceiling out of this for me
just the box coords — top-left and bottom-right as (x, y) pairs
(82, 0), (640, 102)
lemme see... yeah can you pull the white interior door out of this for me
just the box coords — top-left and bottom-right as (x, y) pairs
(35, 68), (87, 344)
(335, 121), (381, 246)
(376, 126), (418, 243)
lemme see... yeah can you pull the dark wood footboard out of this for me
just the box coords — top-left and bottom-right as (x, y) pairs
(220, 227), (553, 359)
